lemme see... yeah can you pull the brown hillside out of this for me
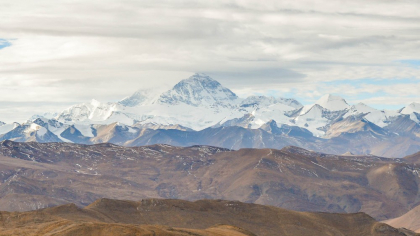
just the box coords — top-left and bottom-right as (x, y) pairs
(0, 141), (420, 221)
(385, 204), (420, 233)
(404, 151), (420, 164)
(0, 198), (417, 236)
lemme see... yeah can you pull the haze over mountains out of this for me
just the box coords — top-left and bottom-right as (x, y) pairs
(1, 73), (420, 157)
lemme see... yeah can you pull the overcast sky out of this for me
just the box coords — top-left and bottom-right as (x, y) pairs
(1, 0), (420, 122)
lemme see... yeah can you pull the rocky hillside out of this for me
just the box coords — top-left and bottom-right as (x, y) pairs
(1, 141), (420, 221)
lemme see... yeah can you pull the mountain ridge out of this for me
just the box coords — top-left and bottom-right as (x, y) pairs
(1, 73), (420, 157)
(0, 140), (420, 221)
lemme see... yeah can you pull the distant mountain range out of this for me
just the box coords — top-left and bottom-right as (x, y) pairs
(1, 73), (420, 157)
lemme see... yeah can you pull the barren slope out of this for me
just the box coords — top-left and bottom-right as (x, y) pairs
(385, 204), (420, 233)
(405, 151), (420, 164)
(0, 198), (417, 236)
(0, 141), (420, 220)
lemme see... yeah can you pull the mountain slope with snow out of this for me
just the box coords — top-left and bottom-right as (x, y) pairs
(401, 102), (420, 114)
(315, 94), (350, 111)
(344, 103), (400, 128)
(1, 73), (420, 157)
(118, 88), (163, 107)
(401, 102), (420, 123)
(158, 73), (239, 107)
(57, 99), (117, 123)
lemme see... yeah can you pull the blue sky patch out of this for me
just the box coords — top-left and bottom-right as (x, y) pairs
(0, 39), (12, 50)
(396, 59), (420, 67)
(322, 78), (418, 87)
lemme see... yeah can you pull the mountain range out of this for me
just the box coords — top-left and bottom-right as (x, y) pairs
(1, 140), (420, 222)
(1, 73), (420, 157)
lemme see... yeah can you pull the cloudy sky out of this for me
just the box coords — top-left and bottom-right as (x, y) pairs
(1, 0), (420, 122)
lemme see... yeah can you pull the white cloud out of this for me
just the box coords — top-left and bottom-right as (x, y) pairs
(0, 0), (419, 122)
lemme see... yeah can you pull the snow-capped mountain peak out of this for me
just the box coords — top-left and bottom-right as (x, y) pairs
(158, 73), (238, 107)
(90, 99), (101, 107)
(240, 96), (302, 110)
(30, 112), (59, 121)
(118, 88), (163, 107)
(315, 94), (350, 111)
(401, 102), (420, 115)
(57, 99), (116, 123)
(349, 102), (377, 114)
(0, 122), (20, 135)
(37, 74), (420, 142)
(3, 73), (420, 158)
(400, 102), (420, 123)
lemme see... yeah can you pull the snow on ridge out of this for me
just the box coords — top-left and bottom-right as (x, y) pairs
(14, 74), (420, 141)
(341, 102), (415, 127)
(0, 122), (19, 135)
(157, 73), (239, 107)
(350, 103), (377, 114)
(30, 112), (59, 121)
(240, 95), (302, 110)
(74, 124), (95, 137)
(119, 87), (164, 107)
(90, 99), (101, 107)
(26, 123), (41, 134)
(56, 99), (116, 123)
(400, 103), (420, 123)
(36, 127), (48, 137)
(315, 94), (350, 111)
(292, 104), (329, 137)
(401, 102), (420, 115)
